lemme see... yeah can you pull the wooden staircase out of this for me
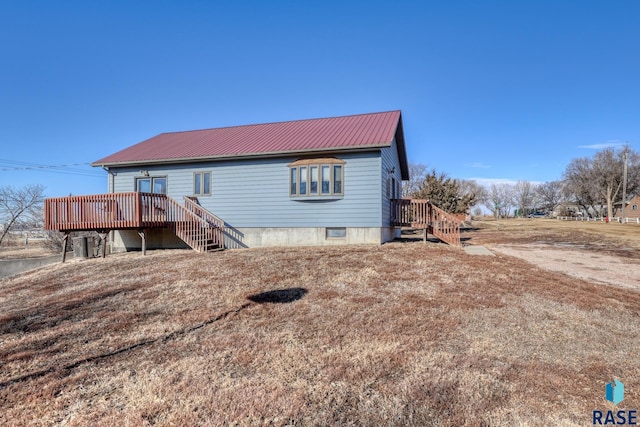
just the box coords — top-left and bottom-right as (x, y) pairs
(165, 196), (225, 252)
(391, 198), (462, 247)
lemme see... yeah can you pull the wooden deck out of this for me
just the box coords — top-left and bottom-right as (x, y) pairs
(44, 192), (171, 231)
(44, 192), (225, 256)
(391, 198), (462, 247)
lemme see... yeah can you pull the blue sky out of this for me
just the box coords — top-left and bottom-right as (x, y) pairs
(1, 0), (638, 197)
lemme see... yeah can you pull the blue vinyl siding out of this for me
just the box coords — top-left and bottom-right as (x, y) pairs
(381, 138), (403, 226)
(110, 151), (383, 228)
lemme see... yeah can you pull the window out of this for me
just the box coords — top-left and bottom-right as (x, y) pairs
(154, 178), (167, 194)
(194, 172), (211, 196)
(333, 165), (342, 194)
(387, 175), (401, 199)
(391, 177), (396, 199)
(310, 166), (318, 194)
(321, 165), (330, 194)
(137, 178), (151, 193)
(633, 204), (638, 211)
(290, 168), (297, 195)
(326, 227), (347, 239)
(136, 176), (167, 194)
(299, 166), (307, 195)
(289, 158), (345, 197)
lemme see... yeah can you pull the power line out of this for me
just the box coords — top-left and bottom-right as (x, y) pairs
(0, 158), (104, 177)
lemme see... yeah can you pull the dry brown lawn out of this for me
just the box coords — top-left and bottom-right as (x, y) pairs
(0, 238), (54, 260)
(1, 221), (639, 426)
(468, 218), (640, 255)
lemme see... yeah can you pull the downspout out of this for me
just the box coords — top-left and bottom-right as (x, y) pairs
(102, 166), (114, 194)
(102, 166), (115, 252)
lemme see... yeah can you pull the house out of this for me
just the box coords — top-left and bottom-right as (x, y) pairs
(44, 110), (462, 255)
(86, 111), (409, 251)
(613, 194), (640, 220)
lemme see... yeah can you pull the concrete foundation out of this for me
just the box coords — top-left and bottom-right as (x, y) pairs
(110, 226), (401, 252)
(110, 228), (189, 253)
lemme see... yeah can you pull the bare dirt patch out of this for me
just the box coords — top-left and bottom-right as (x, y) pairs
(465, 218), (640, 291)
(491, 244), (640, 291)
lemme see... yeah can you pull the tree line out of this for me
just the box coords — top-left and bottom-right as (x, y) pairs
(404, 145), (640, 219)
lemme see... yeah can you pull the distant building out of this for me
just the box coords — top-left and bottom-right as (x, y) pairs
(614, 194), (640, 220)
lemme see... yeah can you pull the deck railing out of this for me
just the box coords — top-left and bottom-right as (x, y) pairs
(391, 198), (462, 247)
(44, 192), (169, 231)
(44, 192), (225, 252)
(184, 197), (225, 248)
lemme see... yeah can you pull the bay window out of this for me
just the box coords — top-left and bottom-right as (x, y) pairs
(289, 158), (345, 198)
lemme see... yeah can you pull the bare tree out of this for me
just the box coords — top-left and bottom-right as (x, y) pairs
(457, 179), (487, 214)
(593, 146), (640, 219)
(537, 181), (564, 215)
(485, 183), (515, 218)
(0, 184), (46, 247)
(485, 184), (501, 218)
(563, 146), (640, 219)
(402, 162), (427, 197)
(513, 181), (538, 217)
(563, 157), (602, 217)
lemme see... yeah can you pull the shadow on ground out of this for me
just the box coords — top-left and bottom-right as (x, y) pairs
(247, 287), (308, 304)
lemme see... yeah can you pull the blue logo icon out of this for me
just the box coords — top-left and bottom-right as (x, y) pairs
(606, 379), (624, 405)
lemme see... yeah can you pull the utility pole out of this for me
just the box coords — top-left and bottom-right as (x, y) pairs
(621, 151), (628, 223)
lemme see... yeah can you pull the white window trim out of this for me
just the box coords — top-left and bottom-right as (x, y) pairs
(193, 171), (212, 196)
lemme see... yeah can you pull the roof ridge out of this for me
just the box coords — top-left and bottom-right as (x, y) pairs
(158, 110), (401, 136)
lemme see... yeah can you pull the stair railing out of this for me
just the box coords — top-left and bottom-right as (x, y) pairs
(183, 197), (225, 249)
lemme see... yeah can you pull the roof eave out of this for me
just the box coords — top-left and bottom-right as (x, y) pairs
(92, 144), (392, 168)
(393, 113), (410, 180)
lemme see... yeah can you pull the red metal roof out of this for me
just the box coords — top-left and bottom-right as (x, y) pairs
(93, 111), (405, 170)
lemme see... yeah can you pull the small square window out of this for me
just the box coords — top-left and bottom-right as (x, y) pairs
(326, 227), (347, 239)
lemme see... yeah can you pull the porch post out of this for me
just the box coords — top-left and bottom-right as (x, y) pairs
(98, 230), (110, 258)
(138, 230), (146, 256)
(61, 231), (70, 263)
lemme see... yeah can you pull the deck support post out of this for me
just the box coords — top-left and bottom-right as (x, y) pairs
(61, 231), (70, 263)
(98, 230), (110, 258)
(423, 227), (427, 243)
(138, 230), (146, 256)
